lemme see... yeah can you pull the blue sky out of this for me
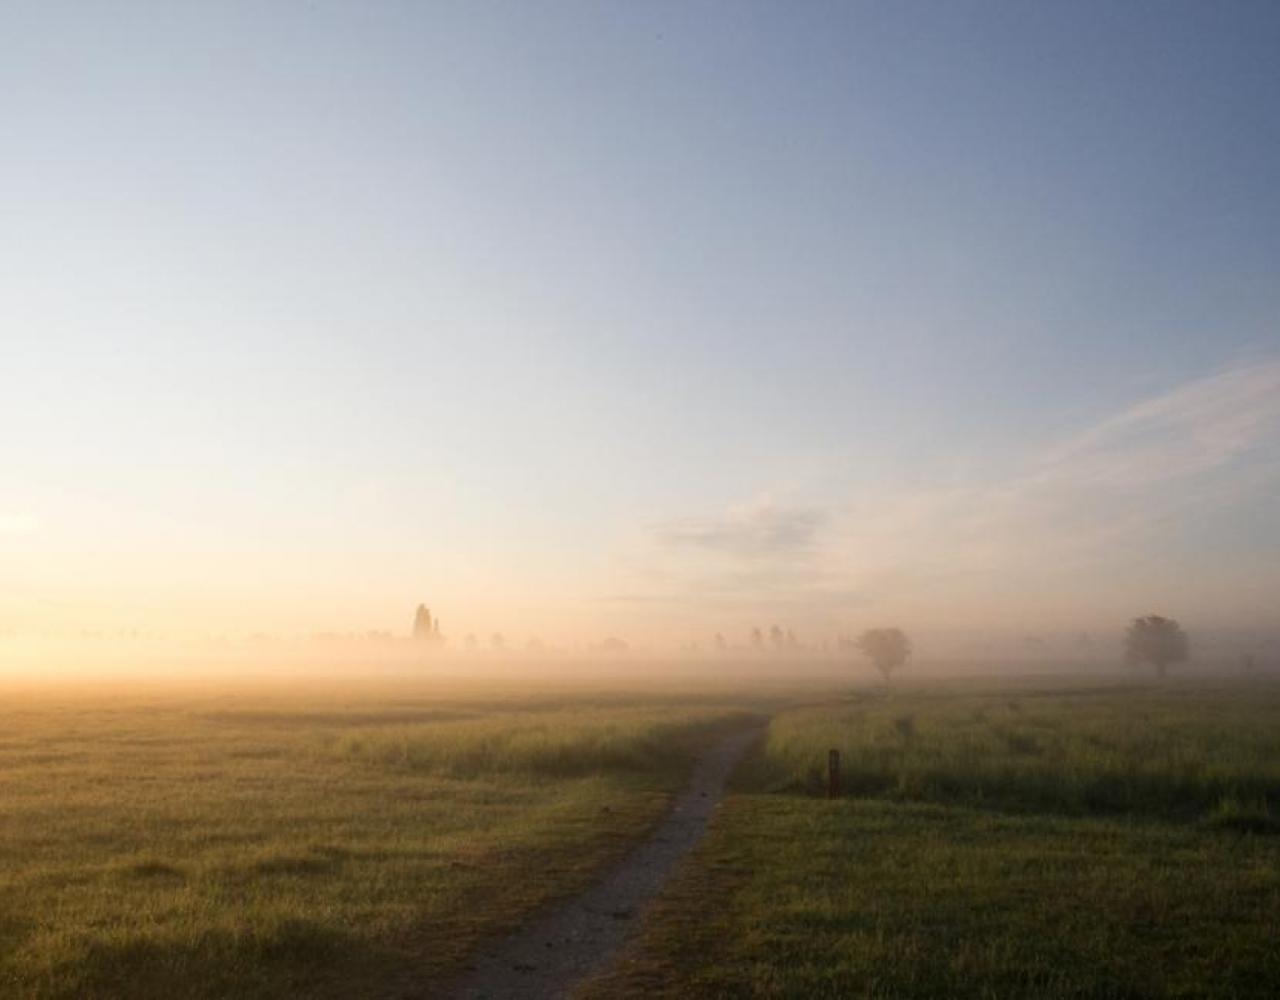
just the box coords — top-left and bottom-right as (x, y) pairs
(3, 2), (1279, 645)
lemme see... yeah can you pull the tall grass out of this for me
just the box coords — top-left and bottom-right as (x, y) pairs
(0, 688), (764, 998)
(756, 681), (1280, 820)
(327, 708), (757, 779)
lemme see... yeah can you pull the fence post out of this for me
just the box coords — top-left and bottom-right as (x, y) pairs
(827, 748), (841, 799)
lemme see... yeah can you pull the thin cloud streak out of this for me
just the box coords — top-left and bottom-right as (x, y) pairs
(651, 499), (825, 560)
(1037, 360), (1280, 489)
(621, 358), (1280, 623)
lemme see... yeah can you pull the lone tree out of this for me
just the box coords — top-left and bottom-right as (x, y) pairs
(856, 627), (911, 683)
(1124, 615), (1188, 678)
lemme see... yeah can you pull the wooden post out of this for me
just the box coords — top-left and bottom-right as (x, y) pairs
(827, 748), (841, 799)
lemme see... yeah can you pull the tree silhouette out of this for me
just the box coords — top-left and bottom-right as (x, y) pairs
(1124, 615), (1188, 678)
(855, 627), (911, 683)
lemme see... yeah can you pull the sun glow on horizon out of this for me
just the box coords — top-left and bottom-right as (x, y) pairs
(3, 4), (1279, 674)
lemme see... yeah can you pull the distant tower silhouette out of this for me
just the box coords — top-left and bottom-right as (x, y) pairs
(412, 604), (434, 640)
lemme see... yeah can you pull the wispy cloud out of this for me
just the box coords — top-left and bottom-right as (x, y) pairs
(651, 498), (824, 560)
(617, 358), (1280, 622)
(610, 498), (839, 611)
(1037, 359), (1280, 489)
(834, 360), (1280, 580)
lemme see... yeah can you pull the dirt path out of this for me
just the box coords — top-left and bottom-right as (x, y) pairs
(443, 725), (762, 1000)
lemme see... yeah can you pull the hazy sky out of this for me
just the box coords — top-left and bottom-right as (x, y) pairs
(4, 2), (1279, 646)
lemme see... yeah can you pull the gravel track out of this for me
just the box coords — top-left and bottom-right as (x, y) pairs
(442, 725), (762, 999)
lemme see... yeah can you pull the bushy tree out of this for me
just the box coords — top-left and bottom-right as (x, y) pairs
(856, 627), (911, 683)
(1124, 615), (1188, 677)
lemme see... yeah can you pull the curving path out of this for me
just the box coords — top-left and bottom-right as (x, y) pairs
(443, 725), (762, 999)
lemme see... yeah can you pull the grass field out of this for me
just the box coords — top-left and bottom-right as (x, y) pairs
(758, 680), (1280, 824)
(0, 681), (763, 999)
(585, 678), (1280, 999)
(6, 676), (1278, 999)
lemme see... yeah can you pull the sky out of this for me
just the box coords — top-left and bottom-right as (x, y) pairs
(3, 2), (1279, 652)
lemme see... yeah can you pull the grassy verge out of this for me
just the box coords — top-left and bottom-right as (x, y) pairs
(0, 687), (762, 998)
(582, 795), (1280, 998)
(327, 706), (758, 778)
(754, 680), (1280, 820)
(582, 680), (1280, 999)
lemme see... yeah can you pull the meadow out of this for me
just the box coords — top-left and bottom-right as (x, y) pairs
(757, 679), (1280, 824)
(5, 675), (1278, 999)
(0, 680), (764, 999)
(586, 678), (1280, 999)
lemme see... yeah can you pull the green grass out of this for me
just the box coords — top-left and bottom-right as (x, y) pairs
(755, 680), (1280, 819)
(584, 679), (1280, 999)
(0, 683), (763, 999)
(11, 677), (1278, 998)
(327, 707), (752, 778)
(583, 796), (1280, 999)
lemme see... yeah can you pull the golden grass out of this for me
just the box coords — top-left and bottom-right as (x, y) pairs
(0, 682), (764, 998)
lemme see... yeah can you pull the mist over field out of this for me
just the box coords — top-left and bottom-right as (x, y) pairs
(4, 2), (1280, 997)
(5, 5), (1280, 667)
(3, 619), (1275, 688)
